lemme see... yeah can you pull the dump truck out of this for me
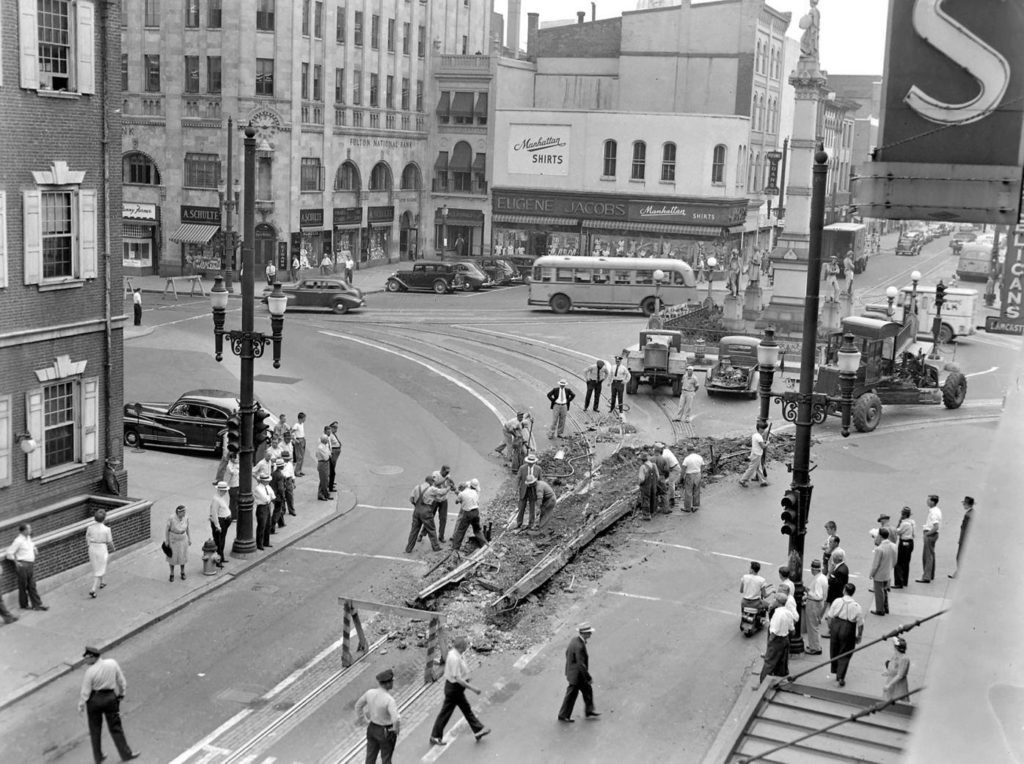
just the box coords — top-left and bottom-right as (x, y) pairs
(622, 329), (688, 396)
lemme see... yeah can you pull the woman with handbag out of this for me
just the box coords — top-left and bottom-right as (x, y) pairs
(85, 510), (115, 599)
(165, 505), (192, 582)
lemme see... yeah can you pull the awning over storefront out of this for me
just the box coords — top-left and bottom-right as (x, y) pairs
(450, 142), (473, 172)
(493, 214), (578, 226)
(169, 223), (218, 244)
(450, 91), (474, 119)
(434, 152), (449, 172)
(435, 91), (450, 117)
(474, 92), (488, 116)
(581, 220), (721, 237)
(472, 153), (487, 172)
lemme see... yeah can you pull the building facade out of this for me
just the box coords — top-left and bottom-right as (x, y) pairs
(1, 0), (142, 593)
(120, 0), (493, 277)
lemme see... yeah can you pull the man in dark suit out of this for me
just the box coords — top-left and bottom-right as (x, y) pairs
(826, 549), (849, 606)
(546, 379), (576, 439)
(558, 622), (600, 722)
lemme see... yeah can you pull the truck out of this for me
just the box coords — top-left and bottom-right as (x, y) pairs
(822, 223), (869, 273)
(622, 329), (688, 397)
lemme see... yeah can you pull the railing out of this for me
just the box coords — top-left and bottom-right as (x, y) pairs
(438, 54), (490, 70)
(333, 108), (425, 133)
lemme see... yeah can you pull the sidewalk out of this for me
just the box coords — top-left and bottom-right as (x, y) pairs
(0, 447), (358, 711)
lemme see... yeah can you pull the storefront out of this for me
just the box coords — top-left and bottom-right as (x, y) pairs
(491, 188), (747, 268)
(169, 205), (220, 275)
(333, 207), (362, 265)
(122, 202), (159, 276)
(399, 210), (418, 260)
(434, 207), (484, 257)
(365, 205), (394, 263)
(293, 208), (332, 270)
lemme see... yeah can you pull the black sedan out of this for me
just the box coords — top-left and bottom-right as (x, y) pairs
(123, 389), (277, 453)
(261, 278), (365, 314)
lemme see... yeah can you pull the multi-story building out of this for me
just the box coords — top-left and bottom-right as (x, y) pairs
(120, 0), (492, 277)
(1, 1), (143, 594)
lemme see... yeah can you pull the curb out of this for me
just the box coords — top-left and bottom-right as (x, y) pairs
(0, 489), (358, 712)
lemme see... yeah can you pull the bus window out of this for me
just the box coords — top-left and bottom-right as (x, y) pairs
(536, 267), (556, 282)
(671, 271), (688, 285)
(636, 271), (654, 285)
(556, 268), (575, 283)
(575, 270), (592, 283)
(613, 270), (632, 285)
(593, 269), (609, 284)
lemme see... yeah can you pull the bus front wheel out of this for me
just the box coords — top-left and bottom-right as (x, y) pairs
(641, 297), (659, 316)
(550, 294), (572, 314)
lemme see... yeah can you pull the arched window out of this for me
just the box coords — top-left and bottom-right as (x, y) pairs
(451, 141), (473, 191)
(748, 149), (756, 190)
(631, 141), (646, 180)
(369, 161), (392, 191)
(602, 139), (617, 177)
(661, 142), (676, 182)
(335, 161), (360, 190)
(711, 144), (726, 184)
(400, 163), (421, 190)
(769, 97), (777, 132)
(122, 152), (161, 185)
(756, 41), (763, 74)
(255, 223), (276, 266)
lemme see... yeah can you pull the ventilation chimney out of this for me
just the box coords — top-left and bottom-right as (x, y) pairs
(591, 2), (596, 21)
(577, 11), (586, 24)
(507, 0), (522, 53)
(526, 12), (540, 60)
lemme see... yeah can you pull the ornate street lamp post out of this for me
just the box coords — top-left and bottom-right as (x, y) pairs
(905, 270), (922, 324)
(705, 256), (718, 308)
(654, 268), (665, 313)
(441, 204), (449, 255)
(756, 328), (780, 429)
(885, 285), (899, 318)
(209, 126), (288, 558)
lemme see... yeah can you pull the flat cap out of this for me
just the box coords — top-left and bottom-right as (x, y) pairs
(376, 668), (394, 683)
(83, 645), (102, 658)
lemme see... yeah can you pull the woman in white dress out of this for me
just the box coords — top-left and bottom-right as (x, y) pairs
(85, 509), (115, 598)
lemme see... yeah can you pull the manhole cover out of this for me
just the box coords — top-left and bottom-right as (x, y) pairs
(370, 464), (403, 476)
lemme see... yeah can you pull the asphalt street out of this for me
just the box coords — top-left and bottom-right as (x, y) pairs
(4, 237), (1018, 763)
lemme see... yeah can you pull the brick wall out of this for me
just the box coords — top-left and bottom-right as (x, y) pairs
(536, 18), (622, 58)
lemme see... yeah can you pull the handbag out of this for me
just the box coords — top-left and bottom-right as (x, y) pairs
(161, 541), (172, 558)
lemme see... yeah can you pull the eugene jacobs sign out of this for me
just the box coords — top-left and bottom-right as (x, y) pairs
(507, 124), (570, 176)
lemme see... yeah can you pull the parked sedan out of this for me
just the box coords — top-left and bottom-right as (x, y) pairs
(477, 258), (520, 286)
(261, 278), (365, 314)
(452, 261), (490, 291)
(123, 389), (277, 453)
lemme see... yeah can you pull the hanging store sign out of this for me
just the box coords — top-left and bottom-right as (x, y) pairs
(507, 124), (571, 176)
(180, 205), (220, 224)
(123, 202), (157, 220)
(300, 208), (324, 229)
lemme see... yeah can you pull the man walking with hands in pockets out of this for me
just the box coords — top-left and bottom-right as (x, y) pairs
(558, 622), (600, 722)
(430, 636), (490, 745)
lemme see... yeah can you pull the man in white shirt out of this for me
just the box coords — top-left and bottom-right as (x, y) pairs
(208, 482), (232, 567)
(738, 422), (769, 487)
(328, 421), (343, 492)
(451, 479), (488, 552)
(680, 449), (705, 512)
(290, 412), (307, 476)
(655, 442), (682, 511)
(495, 412), (529, 461)
(583, 360), (608, 413)
(916, 494), (943, 583)
(675, 366), (700, 422)
(355, 668), (400, 763)
(826, 583), (864, 686)
(5, 524), (47, 610)
(803, 559), (828, 655)
(429, 636), (490, 745)
(740, 561), (768, 611)
(78, 646), (139, 761)
(546, 379), (576, 439)
(608, 356), (630, 413)
(759, 592), (798, 683)
(253, 474), (276, 551)
(225, 453), (240, 518)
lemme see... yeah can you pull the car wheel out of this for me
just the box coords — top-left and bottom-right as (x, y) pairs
(124, 428), (142, 448)
(433, 279), (449, 295)
(472, 283), (482, 291)
(332, 301), (349, 314)
(550, 294), (571, 314)
(386, 279), (402, 292)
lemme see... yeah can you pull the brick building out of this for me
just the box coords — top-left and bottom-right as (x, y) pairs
(119, 0), (493, 277)
(1, 0), (146, 595)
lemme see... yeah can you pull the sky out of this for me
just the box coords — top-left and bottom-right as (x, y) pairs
(496, 0), (889, 75)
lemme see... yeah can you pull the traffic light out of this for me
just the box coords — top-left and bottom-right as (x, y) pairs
(252, 408), (272, 446)
(780, 489), (799, 536)
(225, 415), (241, 455)
(934, 280), (946, 309)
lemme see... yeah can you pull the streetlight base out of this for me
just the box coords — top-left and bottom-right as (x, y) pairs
(230, 538), (258, 558)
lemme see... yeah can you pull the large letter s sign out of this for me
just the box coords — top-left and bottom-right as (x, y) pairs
(904, 0), (1010, 125)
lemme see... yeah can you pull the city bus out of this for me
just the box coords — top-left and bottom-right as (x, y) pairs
(528, 256), (698, 315)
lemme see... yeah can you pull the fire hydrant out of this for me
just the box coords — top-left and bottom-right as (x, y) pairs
(202, 538), (221, 575)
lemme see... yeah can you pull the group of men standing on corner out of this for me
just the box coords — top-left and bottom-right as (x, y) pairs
(548, 356), (633, 437)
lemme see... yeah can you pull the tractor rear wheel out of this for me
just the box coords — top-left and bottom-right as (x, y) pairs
(942, 371), (967, 409)
(852, 392), (882, 432)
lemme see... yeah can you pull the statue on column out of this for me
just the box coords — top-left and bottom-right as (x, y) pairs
(798, 0), (820, 61)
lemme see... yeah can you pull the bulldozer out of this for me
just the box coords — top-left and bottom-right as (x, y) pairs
(781, 313), (967, 433)
(622, 329), (688, 397)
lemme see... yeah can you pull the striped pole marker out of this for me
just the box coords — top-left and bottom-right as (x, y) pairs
(423, 615), (442, 684)
(341, 600), (354, 667)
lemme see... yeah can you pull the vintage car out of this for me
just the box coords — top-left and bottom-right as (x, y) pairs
(476, 258), (520, 286)
(386, 261), (466, 294)
(451, 261), (490, 291)
(705, 336), (765, 398)
(261, 278), (365, 314)
(895, 235), (922, 257)
(123, 389), (277, 453)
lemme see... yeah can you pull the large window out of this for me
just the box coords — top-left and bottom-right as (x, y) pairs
(144, 0), (160, 27)
(123, 153), (161, 185)
(386, 75), (394, 108)
(602, 140), (617, 177)
(300, 158), (323, 191)
(335, 161), (359, 190)
(369, 162), (391, 191)
(301, 62), (309, 99)
(256, 58), (274, 95)
(207, 55), (221, 93)
(208, 0), (222, 27)
(184, 55), (200, 93)
(256, 0), (275, 31)
(44, 381), (77, 469)
(41, 192), (74, 280)
(335, 67), (345, 102)
(354, 11), (363, 45)
(352, 68), (362, 104)
(144, 54), (161, 92)
(314, 1), (323, 37)
(301, 0), (310, 35)
(22, 359), (100, 479)
(185, 152), (220, 188)
(313, 64), (322, 101)
(712, 144), (726, 184)
(371, 14), (380, 49)
(185, 0), (200, 27)
(400, 163), (420, 190)
(387, 18), (395, 51)
(336, 5), (346, 42)
(121, 53), (128, 91)
(403, 22), (410, 54)
(418, 25), (425, 57)
(416, 80), (423, 111)
(661, 142), (676, 182)
(631, 142), (646, 180)
(22, 166), (98, 287)
(369, 73), (378, 107)
(401, 77), (410, 110)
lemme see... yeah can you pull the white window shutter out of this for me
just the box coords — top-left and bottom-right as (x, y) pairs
(25, 389), (43, 479)
(0, 191), (8, 289)
(82, 376), (99, 463)
(0, 395), (11, 488)
(77, 1), (96, 95)
(79, 189), (98, 279)
(22, 190), (42, 285)
(18, 0), (38, 90)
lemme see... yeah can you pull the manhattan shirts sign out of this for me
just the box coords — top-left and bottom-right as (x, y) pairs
(507, 124), (570, 176)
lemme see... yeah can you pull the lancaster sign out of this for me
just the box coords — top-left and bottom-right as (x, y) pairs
(854, 0), (1024, 224)
(507, 124), (570, 176)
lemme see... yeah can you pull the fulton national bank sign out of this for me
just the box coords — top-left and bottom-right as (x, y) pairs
(855, 0), (1024, 224)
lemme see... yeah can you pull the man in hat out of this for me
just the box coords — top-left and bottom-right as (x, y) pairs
(680, 447), (705, 512)
(871, 513), (892, 547)
(803, 559), (828, 655)
(608, 355), (630, 413)
(406, 475), (445, 553)
(558, 622), (599, 722)
(495, 411), (530, 463)
(290, 412), (307, 476)
(426, 465), (457, 543)
(655, 442), (681, 511)
(583, 359), (608, 413)
(430, 636), (490, 745)
(78, 646), (140, 762)
(534, 479), (558, 531)
(759, 592), (798, 684)
(315, 434), (332, 501)
(916, 494), (942, 583)
(893, 507), (915, 588)
(253, 472), (275, 551)
(546, 379), (575, 439)
(843, 248), (856, 296)
(451, 479), (488, 553)
(869, 527), (897, 615)
(825, 255), (841, 302)
(637, 454), (660, 521)
(949, 496), (974, 579)
(208, 481), (232, 567)
(280, 448), (297, 517)
(327, 421), (343, 492)
(516, 454), (543, 529)
(675, 365), (700, 422)
(355, 668), (401, 764)
(270, 457), (288, 532)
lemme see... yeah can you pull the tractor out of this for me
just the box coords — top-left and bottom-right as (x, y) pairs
(622, 329), (688, 397)
(781, 315), (967, 433)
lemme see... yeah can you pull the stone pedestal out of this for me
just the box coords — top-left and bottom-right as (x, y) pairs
(722, 294), (744, 330)
(743, 285), (763, 320)
(820, 298), (841, 333)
